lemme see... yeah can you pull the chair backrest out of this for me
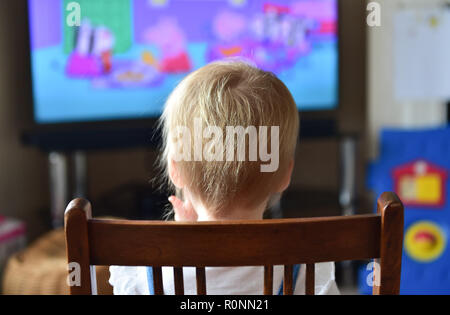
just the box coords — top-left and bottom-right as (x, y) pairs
(64, 192), (404, 295)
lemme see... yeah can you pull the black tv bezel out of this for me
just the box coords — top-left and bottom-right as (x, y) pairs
(22, 0), (340, 152)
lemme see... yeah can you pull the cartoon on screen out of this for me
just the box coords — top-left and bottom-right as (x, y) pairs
(206, 2), (335, 72)
(28, 0), (338, 123)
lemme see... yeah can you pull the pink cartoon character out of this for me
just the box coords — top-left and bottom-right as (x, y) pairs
(144, 17), (191, 74)
(208, 11), (248, 61)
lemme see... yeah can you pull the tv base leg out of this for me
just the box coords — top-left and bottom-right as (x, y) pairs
(49, 152), (68, 228)
(48, 151), (88, 228)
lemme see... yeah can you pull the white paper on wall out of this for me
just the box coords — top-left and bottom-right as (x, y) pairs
(394, 8), (450, 102)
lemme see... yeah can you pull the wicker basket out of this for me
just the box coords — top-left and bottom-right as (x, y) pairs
(2, 228), (113, 295)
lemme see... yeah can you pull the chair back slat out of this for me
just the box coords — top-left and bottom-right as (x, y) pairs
(152, 266), (164, 295)
(86, 215), (381, 267)
(173, 267), (184, 295)
(283, 265), (293, 295)
(64, 192), (404, 295)
(196, 267), (207, 295)
(305, 263), (315, 295)
(263, 265), (273, 295)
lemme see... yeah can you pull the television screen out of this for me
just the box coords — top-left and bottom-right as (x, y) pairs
(28, 0), (338, 124)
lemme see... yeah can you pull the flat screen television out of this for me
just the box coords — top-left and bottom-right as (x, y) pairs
(28, 0), (339, 126)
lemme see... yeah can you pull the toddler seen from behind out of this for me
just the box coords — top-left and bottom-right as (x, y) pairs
(110, 60), (339, 295)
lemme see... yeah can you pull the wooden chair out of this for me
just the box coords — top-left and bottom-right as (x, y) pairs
(64, 192), (404, 295)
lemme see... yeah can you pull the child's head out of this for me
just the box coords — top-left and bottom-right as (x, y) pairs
(160, 60), (299, 217)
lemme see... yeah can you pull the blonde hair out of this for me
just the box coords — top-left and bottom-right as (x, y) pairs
(159, 60), (299, 214)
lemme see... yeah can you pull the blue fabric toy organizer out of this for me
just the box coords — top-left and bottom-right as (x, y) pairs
(359, 127), (450, 294)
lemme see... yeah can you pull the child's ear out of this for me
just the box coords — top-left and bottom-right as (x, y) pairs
(168, 158), (184, 189)
(276, 159), (294, 193)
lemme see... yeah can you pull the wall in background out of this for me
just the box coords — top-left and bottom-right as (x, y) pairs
(0, 1), (50, 240)
(367, 0), (448, 159)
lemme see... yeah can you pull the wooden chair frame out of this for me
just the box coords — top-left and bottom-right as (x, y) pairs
(64, 192), (404, 295)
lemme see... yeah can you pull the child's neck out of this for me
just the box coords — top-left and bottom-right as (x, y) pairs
(183, 189), (268, 221)
(195, 201), (267, 222)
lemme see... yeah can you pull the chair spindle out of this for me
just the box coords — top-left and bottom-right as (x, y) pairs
(152, 266), (164, 295)
(173, 267), (185, 295)
(283, 265), (294, 295)
(196, 267), (207, 295)
(305, 263), (315, 295)
(264, 265), (273, 295)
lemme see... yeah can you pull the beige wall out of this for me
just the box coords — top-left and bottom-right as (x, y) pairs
(367, 0), (448, 159)
(0, 1), (50, 241)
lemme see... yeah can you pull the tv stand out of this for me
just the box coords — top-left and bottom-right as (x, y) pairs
(48, 150), (88, 228)
(48, 152), (68, 228)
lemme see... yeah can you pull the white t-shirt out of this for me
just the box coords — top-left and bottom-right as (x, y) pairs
(109, 262), (339, 295)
